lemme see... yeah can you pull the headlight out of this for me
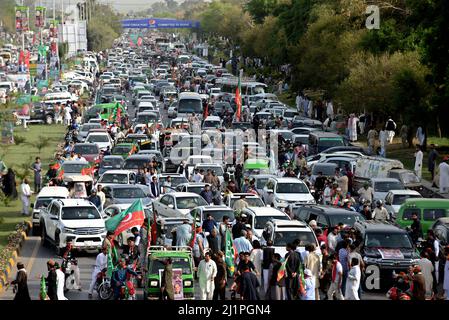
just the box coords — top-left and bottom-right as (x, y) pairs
(62, 227), (75, 234)
(276, 198), (287, 204)
(184, 280), (192, 287)
(150, 281), (158, 287)
(307, 199), (316, 204)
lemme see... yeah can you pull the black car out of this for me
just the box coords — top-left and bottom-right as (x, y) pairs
(353, 220), (420, 290)
(291, 204), (365, 232)
(25, 102), (56, 124)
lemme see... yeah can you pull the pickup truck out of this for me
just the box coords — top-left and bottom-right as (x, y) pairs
(40, 198), (106, 255)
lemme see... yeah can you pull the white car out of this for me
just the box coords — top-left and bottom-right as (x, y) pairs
(240, 207), (291, 240)
(85, 132), (113, 151)
(262, 177), (315, 208)
(152, 192), (208, 218)
(384, 190), (422, 219)
(32, 186), (70, 233)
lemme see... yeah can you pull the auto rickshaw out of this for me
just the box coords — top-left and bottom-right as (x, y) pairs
(65, 175), (94, 198)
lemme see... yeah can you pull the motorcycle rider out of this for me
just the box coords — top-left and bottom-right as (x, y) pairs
(111, 258), (141, 300)
(88, 246), (108, 299)
(373, 200), (389, 222)
(62, 239), (81, 291)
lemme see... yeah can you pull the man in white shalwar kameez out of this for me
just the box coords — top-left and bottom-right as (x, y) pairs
(197, 252), (217, 300)
(414, 146), (424, 179)
(345, 258), (361, 300)
(88, 247), (108, 298)
(347, 114), (359, 142)
(55, 263), (68, 300)
(439, 157), (449, 194)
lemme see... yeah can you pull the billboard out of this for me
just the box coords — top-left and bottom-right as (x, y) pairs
(35, 6), (46, 28)
(121, 18), (200, 29)
(15, 6), (29, 32)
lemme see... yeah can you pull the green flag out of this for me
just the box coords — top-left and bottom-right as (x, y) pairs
(224, 228), (236, 276)
(106, 248), (114, 278)
(39, 275), (48, 300)
(277, 256), (289, 282)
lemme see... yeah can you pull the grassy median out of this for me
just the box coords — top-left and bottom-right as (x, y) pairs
(0, 123), (66, 249)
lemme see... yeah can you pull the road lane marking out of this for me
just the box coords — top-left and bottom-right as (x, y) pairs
(26, 237), (41, 274)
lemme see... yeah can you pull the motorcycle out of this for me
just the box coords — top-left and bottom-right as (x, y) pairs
(95, 268), (114, 300)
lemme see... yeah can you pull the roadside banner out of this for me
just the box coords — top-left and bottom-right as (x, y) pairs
(15, 6), (29, 32)
(35, 6), (46, 28)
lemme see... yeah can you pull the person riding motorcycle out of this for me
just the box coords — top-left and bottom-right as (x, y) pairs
(111, 258), (141, 300)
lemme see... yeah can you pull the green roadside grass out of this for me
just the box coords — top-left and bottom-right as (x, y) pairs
(0, 124), (66, 249)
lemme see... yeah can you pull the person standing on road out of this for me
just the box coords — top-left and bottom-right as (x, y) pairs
(428, 144), (439, 183)
(7, 262), (30, 301)
(385, 116), (397, 144)
(198, 252), (217, 300)
(418, 250), (434, 299)
(20, 178), (33, 216)
(347, 114), (359, 142)
(367, 126), (377, 155)
(213, 251), (227, 300)
(46, 260), (58, 300)
(345, 258), (361, 300)
(414, 145), (424, 179)
(305, 244), (321, 300)
(31, 157), (42, 193)
(88, 246), (108, 298)
(327, 253), (344, 300)
(379, 128), (388, 158)
(54, 262), (67, 300)
(439, 156), (449, 194)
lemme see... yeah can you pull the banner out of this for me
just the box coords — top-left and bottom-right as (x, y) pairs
(15, 6), (29, 32)
(172, 269), (184, 300)
(29, 63), (37, 76)
(49, 20), (58, 38)
(121, 18), (200, 29)
(35, 6), (46, 28)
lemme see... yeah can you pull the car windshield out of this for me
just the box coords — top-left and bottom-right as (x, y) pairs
(159, 176), (188, 187)
(35, 198), (56, 209)
(365, 233), (413, 249)
(255, 178), (269, 189)
(113, 187), (145, 198)
(207, 210), (235, 222)
(329, 214), (365, 227)
(100, 174), (128, 184)
(62, 163), (89, 173)
(294, 136), (308, 145)
(401, 172), (421, 184)
(274, 231), (315, 247)
(375, 181), (404, 192)
(61, 206), (100, 220)
(255, 215), (289, 229)
(230, 197), (264, 208)
(185, 186), (203, 195)
(73, 145), (99, 154)
(197, 166), (224, 176)
(150, 257), (191, 275)
(188, 158), (212, 165)
(176, 196), (208, 209)
(87, 135), (109, 143)
(178, 99), (202, 113)
(319, 138), (344, 148)
(392, 195), (421, 205)
(80, 124), (100, 132)
(100, 158), (123, 169)
(112, 145), (132, 154)
(276, 182), (308, 194)
(312, 165), (337, 176)
(123, 159), (150, 169)
(137, 114), (158, 123)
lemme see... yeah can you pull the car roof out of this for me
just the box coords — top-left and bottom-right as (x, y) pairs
(270, 219), (308, 228)
(370, 178), (401, 182)
(402, 198), (449, 205)
(436, 217), (449, 224)
(245, 207), (288, 216)
(57, 199), (95, 206)
(272, 177), (304, 183)
(356, 221), (406, 233)
(101, 170), (133, 174)
(164, 192), (201, 198)
(387, 190), (421, 196)
(37, 186), (69, 198)
(229, 193), (261, 198)
(197, 205), (233, 211)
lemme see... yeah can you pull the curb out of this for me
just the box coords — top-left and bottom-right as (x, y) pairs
(0, 221), (32, 294)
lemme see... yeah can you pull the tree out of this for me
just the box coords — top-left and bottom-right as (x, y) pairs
(244, 0), (278, 24)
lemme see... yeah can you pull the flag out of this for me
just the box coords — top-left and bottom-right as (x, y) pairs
(39, 275), (48, 300)
(81, 164), (95, 176)
(105, 199), (145, 236)
(137, 37), (143, 46)
(235, 74), (242, 121)
(224, 228), (236, 276)
(298, 267), (306, 296)
(277, 256), (289, 282)
(57, 168), (64, 179)
(106, 247), (114, 278)
(188, 209), (198, 248)
(150, 210), (157, 246)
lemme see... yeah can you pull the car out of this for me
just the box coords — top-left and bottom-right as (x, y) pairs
(222, 193), (265, 208)
(123, 154), (159, 172)
(262, 177), (315, 208)
(190, 205), (235, 226)
(353, 220), (420, 290)
(102, 184), (152, 207)
(72, 143), (101, 163)
(387, 169), (423, 191)
(144, 248), (195, 300)
(290, 204), (365, 232)
(290, 127), (321, 135)
(40, 199), (106, 254)
(96, 170), (137, 188)
(152, 192), (209, 218)
(175, 182), (209, 195)
(111, 142), (139, 159)
(78, 123), (102, 141)
(248, 174), (276, 196)
(261, 219), (320, 257)
(384, 190), (423, 220)
(31, 186), (70, 234)
(85, 132), (113, 151)
(308, 131), (345, 156)
(240, 207), (291, 240)
(202, 116), (222, 129)
(430, 217), (449, 254)
(370, 178), (405, 202)
(97, 155), (124, 176)
(396, 198), (449, 235)
(61, 160), (90, 179)
(158, 173), (189, 188)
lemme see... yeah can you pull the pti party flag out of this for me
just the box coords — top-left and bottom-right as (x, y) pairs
(137, 37), (143, 46)
(105, 199), (145, 236)
(188, 209), (198, 248)
(298, 267), (306, 296)
(235, 74), (242, 121)
(150, 209), (157, 245)
(224, 228), (237, 276)
(39, 275), (48, 300)
(277, 256), (289, 282)
(106, 247), (115, 278)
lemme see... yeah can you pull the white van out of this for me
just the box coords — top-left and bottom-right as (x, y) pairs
(32, 186), (70, 234)
(177, 92), (203, 119)
(43, 91), (78, 104)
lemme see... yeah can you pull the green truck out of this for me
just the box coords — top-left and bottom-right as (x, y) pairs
(111, 141), (139, 159)
(143, 247), (195, 300)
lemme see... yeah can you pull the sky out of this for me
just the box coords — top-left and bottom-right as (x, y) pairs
(39, 0), (171, 14)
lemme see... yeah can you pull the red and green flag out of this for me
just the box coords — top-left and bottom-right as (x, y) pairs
(106, 247), (117, 278)
(188, 210), (198, 248)
(235, 74), (242, 121)
(224, 228), (237, 276)
(277, 256), (289, 282)
(105, 199), (145, 236)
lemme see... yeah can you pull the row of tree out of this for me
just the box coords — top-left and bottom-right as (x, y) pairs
(147, 0), (447, 136)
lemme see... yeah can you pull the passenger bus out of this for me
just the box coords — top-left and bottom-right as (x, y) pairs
(215, 77), (268, 103)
